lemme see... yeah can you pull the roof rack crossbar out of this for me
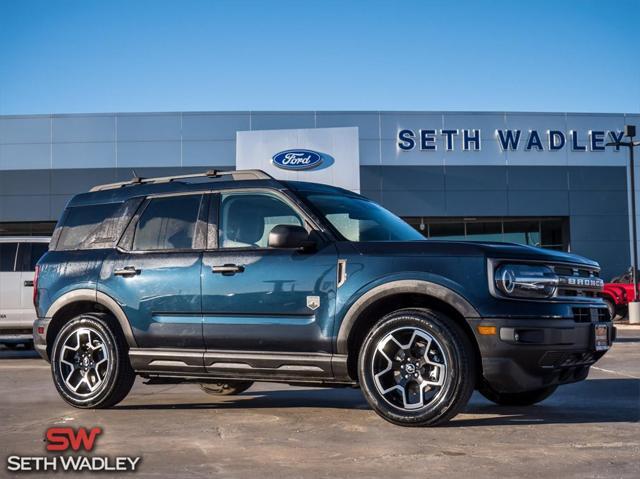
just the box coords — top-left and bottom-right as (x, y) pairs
(90, 169), (273, 192)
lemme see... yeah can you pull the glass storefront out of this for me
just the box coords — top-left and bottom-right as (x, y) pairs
(0, 222), (56, 237)
(0, 217), (569, 251)
(404, 217), (569, 251)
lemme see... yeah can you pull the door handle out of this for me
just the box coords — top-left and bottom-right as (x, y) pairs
(212, 264), (245, 275)
(23, 280), (34, 287)
(114, 266), (141, 277)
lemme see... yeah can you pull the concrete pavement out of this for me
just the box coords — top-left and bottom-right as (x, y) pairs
(1, 329), (638, 478)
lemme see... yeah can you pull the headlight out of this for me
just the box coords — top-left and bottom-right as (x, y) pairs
(494, 264), (558, 299)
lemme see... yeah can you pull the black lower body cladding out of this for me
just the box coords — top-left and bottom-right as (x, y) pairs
(472, 317), (615, 393)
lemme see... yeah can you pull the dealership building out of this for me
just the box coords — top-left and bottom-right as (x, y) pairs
(0, 110), (637, 280)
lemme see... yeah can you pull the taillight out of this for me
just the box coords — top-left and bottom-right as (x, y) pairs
(33, 265), (40, 309)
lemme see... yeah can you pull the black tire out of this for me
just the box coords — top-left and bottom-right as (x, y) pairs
(358, 308), (476, 427)
(603, 298), (617, 321)
(200, 381), (254, 396)
(51, 313), (135, 408)
(479, 383), (558, 406)
(619, 306), (628, 321)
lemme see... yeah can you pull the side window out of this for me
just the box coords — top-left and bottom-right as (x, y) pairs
(17, 243), (49, 271)
(218, 192), (303, 249)
(55, 203), (120, 251)
(132, 195), (202, 251)
(0, 243), (18, 272)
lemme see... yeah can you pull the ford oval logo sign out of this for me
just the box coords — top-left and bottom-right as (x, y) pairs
(272, 149), (324, 171)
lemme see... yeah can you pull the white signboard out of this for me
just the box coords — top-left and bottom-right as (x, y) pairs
(236, 126), (360, 192)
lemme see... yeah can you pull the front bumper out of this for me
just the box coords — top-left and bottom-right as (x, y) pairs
(472, 317), (616, 393)
(33, 317), (52, 362)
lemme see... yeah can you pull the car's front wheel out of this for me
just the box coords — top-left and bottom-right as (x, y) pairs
(358, 308), (476, 427)
(479, 384), (558, 406)
(51, 313), (135, 408)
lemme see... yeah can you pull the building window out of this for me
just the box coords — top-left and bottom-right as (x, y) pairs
(404, 217), (569, 251)
(0, 222), (56, 237)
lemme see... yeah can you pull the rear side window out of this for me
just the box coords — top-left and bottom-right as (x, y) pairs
(0, 243), (17, 272)
(132, 195), (202, 251)
(17, 242), (49, 271)
(55, 203), (120, 251)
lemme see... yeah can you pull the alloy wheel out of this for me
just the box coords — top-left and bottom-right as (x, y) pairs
(371, 326), (448, 410)
(58, 327), (110, 397)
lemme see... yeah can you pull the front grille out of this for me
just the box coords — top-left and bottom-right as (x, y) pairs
(572, 307), (610, 323)
(551, 264), (603, 301)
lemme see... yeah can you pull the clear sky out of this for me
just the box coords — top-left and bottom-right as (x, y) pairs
(0, 0), (638, 115)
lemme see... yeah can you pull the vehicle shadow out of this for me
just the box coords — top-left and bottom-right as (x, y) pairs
(115, 378), (640, 425)
(450, 377), (640, 426)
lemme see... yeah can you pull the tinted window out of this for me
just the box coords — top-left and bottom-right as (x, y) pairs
(133, 195), (202, 251)
(219, 193), (303, 248)
(17, 242), (49, 271)
(0, 243), (17, 272)
(56, 203), (120, 250)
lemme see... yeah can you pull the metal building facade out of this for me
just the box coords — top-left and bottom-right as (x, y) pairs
(0, 111), (635, 279)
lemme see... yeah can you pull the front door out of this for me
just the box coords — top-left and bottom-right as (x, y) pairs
(201, 190), (338, 358)
(99, 193), (206, 351)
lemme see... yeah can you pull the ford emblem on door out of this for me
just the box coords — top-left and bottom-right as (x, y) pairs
(272, 149), (324, 170)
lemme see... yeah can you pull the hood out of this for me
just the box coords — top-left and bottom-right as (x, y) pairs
(352, 240), (599, 268)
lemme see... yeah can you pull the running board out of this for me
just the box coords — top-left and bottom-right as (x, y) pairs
(129, 349), (350, 382)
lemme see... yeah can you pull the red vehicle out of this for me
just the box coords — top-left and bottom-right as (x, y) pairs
(601, 268), (635, 320)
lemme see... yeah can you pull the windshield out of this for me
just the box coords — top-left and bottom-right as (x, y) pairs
(302, 193), (425, 242)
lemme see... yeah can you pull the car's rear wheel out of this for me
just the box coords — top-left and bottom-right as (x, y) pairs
(358, 308), (476, 427)
(200, 381), (254, 396)
(51, 313), (135, 408)
(479, 383), (558, 406)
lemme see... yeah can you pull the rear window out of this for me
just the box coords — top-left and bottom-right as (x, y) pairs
(55, 203), (121, 251)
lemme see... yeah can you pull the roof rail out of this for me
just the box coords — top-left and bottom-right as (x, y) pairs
(90, 169), (273, 192)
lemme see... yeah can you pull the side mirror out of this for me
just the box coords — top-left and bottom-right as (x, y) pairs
(268, 224), (315, 251)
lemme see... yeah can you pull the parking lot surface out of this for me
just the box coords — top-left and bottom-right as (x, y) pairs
(2, 328), (639, 478)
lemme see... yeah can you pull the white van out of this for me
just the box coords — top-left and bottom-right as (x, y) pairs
(0, 237), (50, 348)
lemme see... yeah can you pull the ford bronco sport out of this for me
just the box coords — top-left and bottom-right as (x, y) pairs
(33, 169), (615, 426)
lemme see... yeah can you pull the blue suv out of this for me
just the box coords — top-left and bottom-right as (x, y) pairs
(33, 169), (614, 426)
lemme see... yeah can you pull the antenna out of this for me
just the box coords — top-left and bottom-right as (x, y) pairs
(131, 169), (144, 184)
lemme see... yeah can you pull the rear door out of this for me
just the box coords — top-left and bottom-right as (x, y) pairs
(100, 193), (207, 351)
(0, 242), (20, 326)
(16, 242), (49, 324)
